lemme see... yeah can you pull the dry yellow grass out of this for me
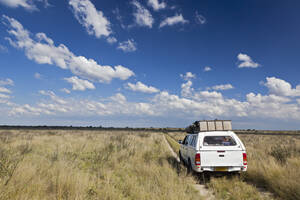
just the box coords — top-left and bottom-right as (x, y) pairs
(208, 177), (271, 200)
(166, 131), (185, 142)
(165, 134), (180, 154)
(1, 129), (299, 200)
(0, 130), (201, 200)
(240, 135), (300, 200)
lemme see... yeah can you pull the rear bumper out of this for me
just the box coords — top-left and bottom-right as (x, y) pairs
(193, 166), (247, 173)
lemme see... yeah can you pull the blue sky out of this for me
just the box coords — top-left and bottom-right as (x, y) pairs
(0, 0), (300, 129)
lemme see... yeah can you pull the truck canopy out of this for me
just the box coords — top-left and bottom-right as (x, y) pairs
(196, 131), (246, 151)
(197, 131), (246, 168)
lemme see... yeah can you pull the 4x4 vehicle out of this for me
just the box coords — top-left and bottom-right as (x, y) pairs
(179, 131), (247, 173)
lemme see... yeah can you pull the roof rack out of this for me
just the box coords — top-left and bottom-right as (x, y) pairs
(185, 120), (232, 133)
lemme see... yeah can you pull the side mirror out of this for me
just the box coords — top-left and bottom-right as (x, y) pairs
(178, 140), (183, 144)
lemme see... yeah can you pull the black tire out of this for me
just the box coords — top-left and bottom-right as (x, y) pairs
(179, 151), (183, 164)
(200, 172), (210, 184)
(201, 172), (206, 184)
(187, 159), (192, 174)
(230, 172), (241, 179)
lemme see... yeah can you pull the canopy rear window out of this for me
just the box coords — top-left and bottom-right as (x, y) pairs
(203, 136), (237, 146)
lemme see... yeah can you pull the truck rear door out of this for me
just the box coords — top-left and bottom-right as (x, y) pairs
(200, 135), (243, 167)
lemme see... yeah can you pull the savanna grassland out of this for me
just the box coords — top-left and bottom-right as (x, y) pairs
(166, 131), (300, 200)
(1, 129), (299, 200)
(0, 129), (201, 200)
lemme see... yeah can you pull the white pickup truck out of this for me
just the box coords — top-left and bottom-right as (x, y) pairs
(179, 131), (247, 173)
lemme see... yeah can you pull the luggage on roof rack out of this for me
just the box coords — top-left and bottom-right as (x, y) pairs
(185, 120), (232, 133)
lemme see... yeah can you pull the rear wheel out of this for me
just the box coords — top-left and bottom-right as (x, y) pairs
(187, 159), (192, 174)
(229, 172), (241, 179)
(201, 172), (206, 184)
(200, 172), (210, 184)
(179, 151), (184, 164)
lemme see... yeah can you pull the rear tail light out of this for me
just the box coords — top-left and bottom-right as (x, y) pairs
(243, 153), (247, 165)
(195, 153), (201, 166)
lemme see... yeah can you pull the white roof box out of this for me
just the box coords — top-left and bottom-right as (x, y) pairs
(186, 120), (232, 133)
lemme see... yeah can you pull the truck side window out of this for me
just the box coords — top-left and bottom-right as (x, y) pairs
(182, 136), (188, 145)
(191, 136), (194, 145)
(193, 136), (197, 147)
(190, 136), (196, 147)
(185, 136), (190, 145)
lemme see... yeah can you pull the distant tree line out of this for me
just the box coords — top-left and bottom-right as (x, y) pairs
(0, 125), (299, 135)
(0, 125), (185, 132)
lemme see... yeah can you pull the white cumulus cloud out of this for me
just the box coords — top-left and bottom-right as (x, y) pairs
(181, 80), (193, 97)
(204, 66), (212, 72)
(0, 78), (14, 86)
(196, 90), (223, 99)
(245, 92), (299, 119)
(0, 78), (13, 101)
(180, 72), (196, 80)
(147, 0), (166, 11)
(264, 77), (300, 97)
(0, 0), (37, 11)
(4, 77), (300, 125)
(195, 11), (206, 24)
(110, 93), (127, 103)
(8, 92), (157, 117)
(64, 76), (95, 91)
(106, 37), (117, 44)
(132, 0), (154, 28)
(39, 90), (67, 105)
(159, 14), (188, 28)
(61, 88), (71, 94)
(0, 93), (10, 99)
(0, 87), (11, 93)
(34, 72), (42, 79)
(69, 0), (112, 38)
(3, 15), (135, 83)
(117, 39), (137, 52)
(237, 53), (260, 68)
(0, 44), (8, 53)
(126, 81), (159, 93)
(208, 84), (234, 91)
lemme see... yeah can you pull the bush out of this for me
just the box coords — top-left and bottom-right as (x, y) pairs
(269, 145), (292, 164)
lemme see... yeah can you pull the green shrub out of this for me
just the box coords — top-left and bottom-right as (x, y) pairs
(269, 145), (292, 164)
